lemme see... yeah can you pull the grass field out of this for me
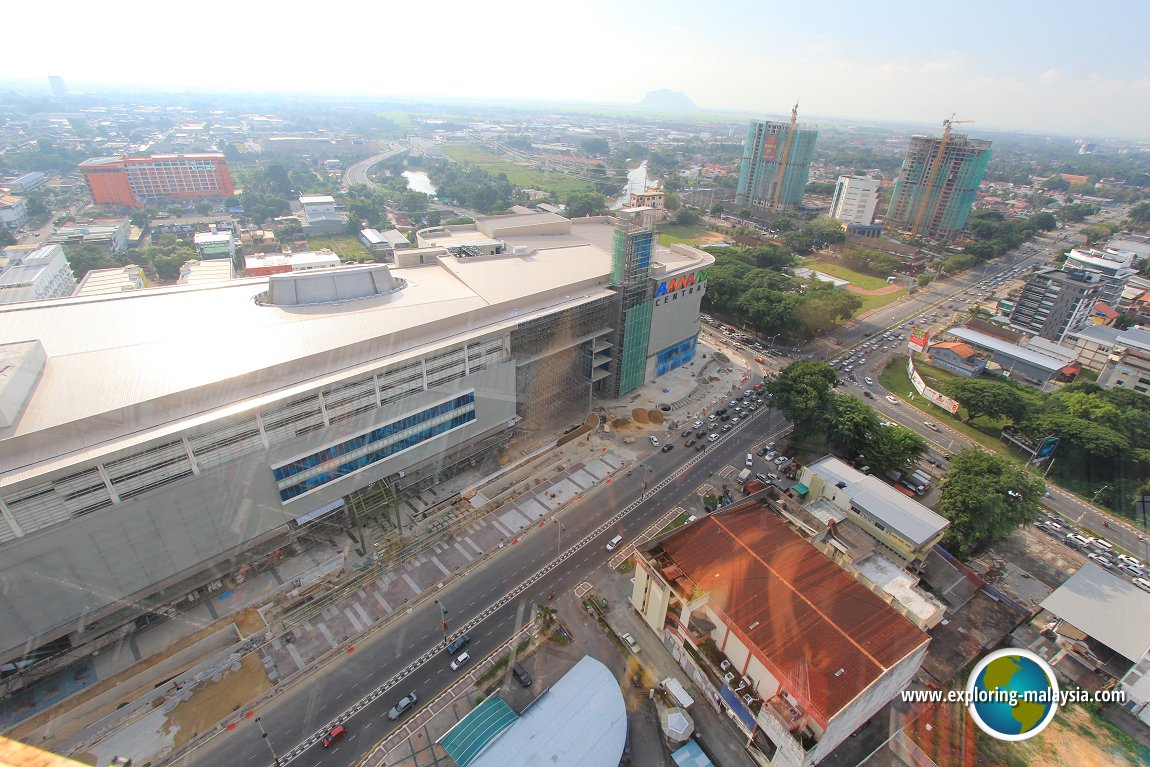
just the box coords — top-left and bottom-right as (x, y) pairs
(307, 235), (372, 262)
(439, 144), (595, 198)
(806, 259), (891, 291)
(656, 223), (712, 245)
(856, 288), (907, 315)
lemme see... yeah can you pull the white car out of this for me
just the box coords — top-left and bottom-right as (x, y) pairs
(864, 377), (874, 386)
(885, 395), (900, 405)
(692, 421), (703, 429)
(774, 455), (789, 466)
(924, 421), (939, 431)
(708, 433), (719, 442)
(650, 436), (659, 447)
(765, 450), (778, 461)
(451, 652), (471, 671)
(620, 633), (641, 653)
(1133, 578), (1150, 594)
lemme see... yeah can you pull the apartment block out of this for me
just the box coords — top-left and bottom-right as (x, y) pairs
(886, 133), (991, 240)
(1010, 268), (1100, 343)
(828, 175), (880, 226)
(79, 154), (234, 208)
(735, 110), (818, 214)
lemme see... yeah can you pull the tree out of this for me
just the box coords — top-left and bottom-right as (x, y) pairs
(917, 273), (934, 288)
(710, 203), (724, 216)
(737, 208), (752, 220)
(938, 449), (1045, 557)
(1030, 212), (1057, 231)
(943, 378), (1030, 424)
(277, 218), (303, 239)
(25, 197), (49, 219)
(765, 361), (838, 436)
(674, 208), (700, 226)
(565, 192), (608, 218)
(823, 394), (880, 458)
(580, 137), (610, 156)
(1130, 202), (1150, 227)
(865, 424), (929, 475)
(1042, 175), (1070, 191)
(0, 229), (15, 247)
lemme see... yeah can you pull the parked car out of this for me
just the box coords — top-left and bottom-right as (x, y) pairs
(721, 424), (733, 433)
(864, 377), (874, 386)
(680, 429), (692, 438)
(649, 436), (659, 447)
(451, 652), (471, 671)
(387, 692), (418, 720)
(685, 439), (696, 448)
(708, 433), (719, 442)
(620, 633), (641, 653)
(695, 442), (705, 451)
(765, 450), (778, 461)
(512, 663), (533, 687)
(692, 420), (703, 429)
(774, 456), (789, 466)
(1133, 578), (1150, 594)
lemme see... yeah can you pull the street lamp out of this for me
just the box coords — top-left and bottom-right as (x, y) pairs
(434, 599), (449, 646)
(1092, 485), (1110, 504)
(254, 717), (282, 767)
(555, 520), (565, 560)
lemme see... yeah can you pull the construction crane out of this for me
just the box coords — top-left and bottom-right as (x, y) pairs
(910, 114), (973, 237)
(771, 101), (800, 212)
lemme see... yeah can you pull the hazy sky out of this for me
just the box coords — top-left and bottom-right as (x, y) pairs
(7, 0), (1149, 137)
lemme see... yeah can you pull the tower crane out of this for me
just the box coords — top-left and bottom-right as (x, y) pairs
(771, 101), (799, 212)
(910, 114), (973, 237)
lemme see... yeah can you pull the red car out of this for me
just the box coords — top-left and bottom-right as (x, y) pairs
(322, 725), (347, 747)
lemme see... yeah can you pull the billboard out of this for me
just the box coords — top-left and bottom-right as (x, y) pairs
(907, 357), (960, 414)
(1035, 436), (1060, 460)
(908, 328), (929, 353)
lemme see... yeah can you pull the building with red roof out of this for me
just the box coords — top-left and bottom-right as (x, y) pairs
(927, 341), (986, 377)
(630, 499), (929, 767)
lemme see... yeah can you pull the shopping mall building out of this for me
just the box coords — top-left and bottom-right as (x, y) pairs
(0, 209), (711, 671)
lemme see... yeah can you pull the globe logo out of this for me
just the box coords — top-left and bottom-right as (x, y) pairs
(966, 648), (1059, 741)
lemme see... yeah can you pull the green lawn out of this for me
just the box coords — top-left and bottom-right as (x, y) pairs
(805, 259), (891, 291)
(657, 510), (695, 536)
(439, 144), (595, 198)
(878, 355), (1013, 454)
(856, 288), (907, 315)
(656, 223), (711, 245)
(307, 235), (372, 262)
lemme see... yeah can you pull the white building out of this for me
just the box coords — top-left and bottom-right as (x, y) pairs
(299, 194), (344, 235)
(828, 175), (880, 226)
(0, 244), (77, 304)
(74, 265), (146, 296)
(1063, 247), (1137, 307)
(244, 250), (342, 275)
(179, 259), (236, 285)
(0, 195), (28, 230)
(0, 211), (713, 670)
(631, 501), (928, 767)
(193, 231), (236, 261)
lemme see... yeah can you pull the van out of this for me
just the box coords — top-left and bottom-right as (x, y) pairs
(512, 663), (533, 687)
(606, 535), (623, 551)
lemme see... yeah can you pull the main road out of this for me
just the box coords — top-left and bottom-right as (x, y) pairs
(343, 144), (407, 190)
(175, 406), (789, 767)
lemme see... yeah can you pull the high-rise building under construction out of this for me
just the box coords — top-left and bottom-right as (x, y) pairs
(886, 127), (991, 240)
(735, 105), (818, 214)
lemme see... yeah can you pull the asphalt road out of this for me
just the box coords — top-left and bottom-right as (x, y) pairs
(176, 406), (789, 767)
(342, 145), (406, 190)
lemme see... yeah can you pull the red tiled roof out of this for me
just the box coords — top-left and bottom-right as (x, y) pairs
(930, 342), (977, 359)
(1093, 301), (1120, 320)
(659, 503), (928, 725)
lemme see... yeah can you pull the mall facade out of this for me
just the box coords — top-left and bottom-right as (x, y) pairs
(0, 209), (711, 671)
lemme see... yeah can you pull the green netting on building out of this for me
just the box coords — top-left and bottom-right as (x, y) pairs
(618, 300), (652, 395)
(439, 695), (519, 767)
(610, 228), (626, 287)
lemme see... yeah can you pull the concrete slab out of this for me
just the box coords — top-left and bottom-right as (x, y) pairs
(568, 468), (596, 489)
(515, 498), (548, 520)
(497, 507), (529, 533)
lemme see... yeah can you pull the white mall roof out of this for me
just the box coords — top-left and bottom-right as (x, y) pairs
(1041, 563), (1150, 662)
(947, 327), (1068, 373)
(468, 656), (627, 767)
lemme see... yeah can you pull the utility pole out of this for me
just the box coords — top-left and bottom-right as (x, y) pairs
(435, 599), (449, 646)
(254, 717), (282, 767)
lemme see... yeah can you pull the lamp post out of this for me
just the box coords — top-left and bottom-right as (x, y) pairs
(1092, 485), (1110, 505)
(434, 599), (449, 646)
(555, 520), (565, 560)
(254, 717), (282, 767)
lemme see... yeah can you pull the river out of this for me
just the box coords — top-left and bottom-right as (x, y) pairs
(612, 162), (650, 209)
(402, 170), (437, 196)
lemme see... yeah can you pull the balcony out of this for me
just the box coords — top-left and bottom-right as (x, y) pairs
(765, 694), (806, 732)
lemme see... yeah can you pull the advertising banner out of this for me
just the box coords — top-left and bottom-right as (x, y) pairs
(907, 357), (960, 414)
(908, 328), (929, 353)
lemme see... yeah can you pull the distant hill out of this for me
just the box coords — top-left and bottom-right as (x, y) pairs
(637, 89), (696, 112)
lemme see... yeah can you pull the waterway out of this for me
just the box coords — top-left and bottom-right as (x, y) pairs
(612, 161), (649, 209)
(402, 170), (437, 196)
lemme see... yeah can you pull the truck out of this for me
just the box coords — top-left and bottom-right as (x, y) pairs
(901, 478), (926, 495)
(737, 468), (753, 483)
(884, 469), (903, 484)
(911, 470), (932, 487)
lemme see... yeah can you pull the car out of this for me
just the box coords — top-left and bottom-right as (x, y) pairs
(744, 390), (753, 397)
(1118, 554), (1143, 566)
(765, 441), (776, 450)
(720, 414), (730, 422)
(746, 454), (754, 467)
(721, 424), (733, 433)
(446, 634), (471, 655)
(731, 416), (741, 424)
(322, 725), (347, 748)
(755, 472), (770, 483)
(387, 692), (418, 720)
(845, 366), (854, 373)
(924, 421), (939, 431)
(749, 403), (758, 411)
(692, 420), (703, 429)
(1133, 578), (1150, 594)
(754, 356), (766, 363)
(757, 447), (769, 456)
(708, 414), (717, 421)
(767, 472), (781, 482)
(864, 377), (874, 386)
(717, 408), (728, 416)
(606, 534), (624, 551)
(728, 400), (738, 408)
(681, 429), (692, 438)
(661, 443), (674, 453)
(685, 439), (696, 448)
(1123, 563), (1147, 577)
(649, 436), (659, 447)
(512, 662), (533, 687)
(708, 433), (719, 442)
(451, 652), (471, 671)
(863, 390), (875, 399)
(1092, 539), (1114, 551)
(765, 450), (778, 461)
(1088, 553), (1116, 569)
(774, 455), (789, 466)
(885, 395), (900, 405)
(620, 632), (641, 653)
(696, 429), (707, 438)
(695, 442), (705, 451)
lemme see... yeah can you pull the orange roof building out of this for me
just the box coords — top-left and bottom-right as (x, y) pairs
(631, 500), (928, 767)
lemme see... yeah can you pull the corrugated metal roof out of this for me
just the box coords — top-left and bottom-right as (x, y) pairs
(1040, 563), (1150, 663)
(659, 502), (928, 724)
(947, 327), (1067, 372)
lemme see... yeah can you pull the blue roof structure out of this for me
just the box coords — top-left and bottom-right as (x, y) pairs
(440, 695), (519, 767)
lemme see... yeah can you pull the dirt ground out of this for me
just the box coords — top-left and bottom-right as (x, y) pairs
(163, 653), (272, 751)
(978, 527), (1085, 590)
(978, 704), (1150, 767)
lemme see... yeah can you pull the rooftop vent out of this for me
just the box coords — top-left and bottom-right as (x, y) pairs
(255, 263), (406, 307)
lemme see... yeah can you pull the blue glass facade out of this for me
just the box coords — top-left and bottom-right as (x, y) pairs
(274, 393), (476, 502)
(655, 335), (697, 377)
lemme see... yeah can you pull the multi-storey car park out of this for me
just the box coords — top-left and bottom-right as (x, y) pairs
(0, 209), (712, 678)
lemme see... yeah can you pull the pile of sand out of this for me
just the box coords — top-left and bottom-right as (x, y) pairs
(631, 408), (649, 424)
(646, 409), (664, 425)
